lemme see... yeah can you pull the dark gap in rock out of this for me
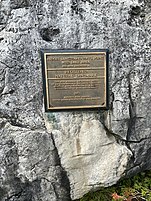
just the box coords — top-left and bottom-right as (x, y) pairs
(71, 0), (86, 18)
(81, 0), (94, 4)
(110, 92), (114, 111)
(71, 0), (79, 14)
(127, 18), (132, 26)
(130, 6), (141, 16)
(74, 43), (80, 49)
(125, 76), (137, 163)
(141, 148), (151, 170)
(10, 0), (30, 9)
(9, 89), (15, 94)
(0, 37), (4, 42)
(127, 5), (143, 26)
(40, 27), (60, 42)
(1, 89), (15, 97)
(51, 133), (71, 201)
(9, 118), (29, 129)
(79, 13), (84, 20)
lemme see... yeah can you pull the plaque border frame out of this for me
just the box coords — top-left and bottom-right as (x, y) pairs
(41, 49), (109, 112)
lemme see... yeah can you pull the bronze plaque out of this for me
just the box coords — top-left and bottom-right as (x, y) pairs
(41, 49), (109, 111)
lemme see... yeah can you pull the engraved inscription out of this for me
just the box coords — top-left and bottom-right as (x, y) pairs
(43, 51), (108, 110)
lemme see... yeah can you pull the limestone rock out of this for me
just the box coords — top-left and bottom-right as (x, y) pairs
(46, 113), (132, 199)
(0, 0), (151, 200)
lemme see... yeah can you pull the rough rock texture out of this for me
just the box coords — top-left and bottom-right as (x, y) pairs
(0, 0), (151, 200)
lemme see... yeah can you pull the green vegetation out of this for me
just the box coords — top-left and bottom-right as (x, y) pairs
(78, 170), (151, 201)
(47, 113), (57, 123)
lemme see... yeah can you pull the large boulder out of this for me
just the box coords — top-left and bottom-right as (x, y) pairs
(0, 0), (150, 200)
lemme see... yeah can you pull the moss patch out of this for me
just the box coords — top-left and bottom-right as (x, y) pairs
(78, 170), (151, 201)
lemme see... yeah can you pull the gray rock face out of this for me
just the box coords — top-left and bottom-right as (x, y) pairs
(0, 0), (151, 200)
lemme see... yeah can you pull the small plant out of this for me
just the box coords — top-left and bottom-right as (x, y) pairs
(78, 170), (151, 201)
(112, 192), (124, 200)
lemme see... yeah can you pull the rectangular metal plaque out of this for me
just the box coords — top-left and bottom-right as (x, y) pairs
(41, 49), (109, 111)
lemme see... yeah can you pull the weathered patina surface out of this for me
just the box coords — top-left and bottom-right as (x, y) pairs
(41, 50), (108, 111)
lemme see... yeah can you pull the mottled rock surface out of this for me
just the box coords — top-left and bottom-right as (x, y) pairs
(0, 0), (151, 200)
